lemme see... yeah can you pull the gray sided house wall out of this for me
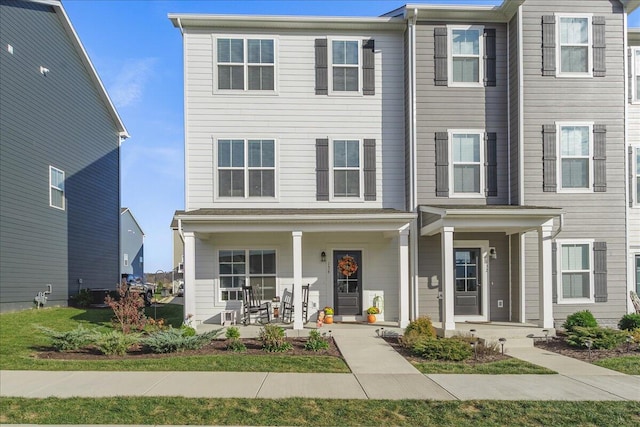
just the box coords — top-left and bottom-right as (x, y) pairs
(508, 12), (520, 204)
(120, 212), (144, 279)
(0, 0), (121, 311)
(520, 0), (627, 326)
(414, 21), (509, 206)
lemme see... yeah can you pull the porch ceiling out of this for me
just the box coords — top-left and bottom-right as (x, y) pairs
(419, 205), (563, 236)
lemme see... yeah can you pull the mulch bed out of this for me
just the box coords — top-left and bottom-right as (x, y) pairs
(35, 337), (343, 360)
(533, 336), (639, 363)
(382, 336), (511, 364)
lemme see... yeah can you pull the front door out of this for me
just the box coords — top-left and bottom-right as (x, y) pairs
(454, 248), (482, 316)
(333, 250), (362, 315)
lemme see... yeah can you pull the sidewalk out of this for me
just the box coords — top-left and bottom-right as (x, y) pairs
(2, 326), (639, 401)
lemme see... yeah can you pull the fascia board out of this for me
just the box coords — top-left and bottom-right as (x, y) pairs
(176, 213), (416, 224)
(400, 0), (523, 23)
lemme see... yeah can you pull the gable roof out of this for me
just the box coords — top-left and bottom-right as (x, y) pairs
(121, 207), (145, 236)
(28, 0), (128, 139)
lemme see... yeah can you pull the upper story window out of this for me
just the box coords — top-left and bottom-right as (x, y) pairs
(633, 48), (640, 103)
(558, 17), (591, 75)
(315, 38), (375, 96)
(332, 139), (361, 198)
(49, 166), (65, 210)
(217, 139), (275, 198)
(331, 40), (360, 93)
(450, 131), (484, 197)
(558, 123), (593, 191)
(449, 26), (484, 86)
(216, 38), (275, 91)
(634, 147), (640, 206)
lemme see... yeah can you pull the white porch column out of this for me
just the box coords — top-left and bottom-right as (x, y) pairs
(441, 227), (455, 331)
(538, 220), (554, 328)
(399, 226), (410, 328)
(183, 231), (197, 330)
(292, 231), (303, 330)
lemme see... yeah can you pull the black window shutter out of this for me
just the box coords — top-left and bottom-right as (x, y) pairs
(484, 29), (496, 87)
(485, 132), (498, 197)
(363, 139), (376, 200)
(434, 27), (448, 86)
(315, 39), (328, 95)
(362, 39), (375, 95)
(592, 16), (606, 77)
(630, 147), (635, 207)
(593, 241), (607, 302)
(552, 242), (557, 303)
(542, 125), (557, 192)
(316, 139), (329, 200)
(542, 15), (556, 76)
(435, 132), (449, 197)
(593, 125), (606, 192)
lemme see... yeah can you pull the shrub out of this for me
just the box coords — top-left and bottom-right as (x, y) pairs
(35, 325), (95, 351)
(400, 316), (437, 348)
(411, 337), (472, 361)
(224, 326), (246, 352)
(143, 328), (221, 354)
(453, 334), (501, 357)
(144, 317), (167, 334)
(105, 283), (147, 334)
(566, 326), (627, 350)
(630, 328), (640, 344)
(225, 326), (241, 340)
(563, 310), (597, 332)
(258, 324), (292, 353)
(73, 289), (93, 308)
(94, 331), (140, 356)
(304, 330), (329, 351)
(180, 325), (196, 337)
(618, 313), (640, 331)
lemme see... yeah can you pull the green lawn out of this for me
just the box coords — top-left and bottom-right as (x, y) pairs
(594, 355), (640, 375)
(413, 358), (556, 374)
(1, 397), (638, 426)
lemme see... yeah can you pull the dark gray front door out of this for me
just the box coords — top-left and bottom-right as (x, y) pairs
(454, 248), (481, 316)
(333, 250), (361, 315)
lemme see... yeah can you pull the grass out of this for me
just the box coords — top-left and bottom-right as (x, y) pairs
(412, 358), (556, 374)
(593, 355), (640, 375)
(0, 306), (348, 373)
(1, 397), (639, 426)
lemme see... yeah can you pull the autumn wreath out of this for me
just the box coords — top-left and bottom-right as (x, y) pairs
(338, 255), (358, 277)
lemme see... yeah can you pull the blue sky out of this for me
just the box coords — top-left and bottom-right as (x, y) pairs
(61, 0), (640, 273)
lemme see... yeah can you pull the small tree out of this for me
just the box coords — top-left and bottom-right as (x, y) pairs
(105, 283), (147, 334)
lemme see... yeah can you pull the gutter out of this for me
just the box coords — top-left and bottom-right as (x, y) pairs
(408, 7), (420, 321)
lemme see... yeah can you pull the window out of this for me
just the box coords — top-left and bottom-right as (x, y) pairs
(217, 139), (275, 198)
(331, 40), (359, 92)
(217, 38), (275, 91)
(557, 123), (592, 191)
(49, 166), (65, 210)
(123, 254), (129, 267)
(555, 15), (593, 76)
(557, 241), (593, 303)
(448, 26), (484, 86)
(636, 149), (640, 204)
(634, 49), (640, 102)
(636, 255), (640, 295)
(332, 140), (361, 198)
(449, 131), (484, 196)
(219, 249), (276, 301)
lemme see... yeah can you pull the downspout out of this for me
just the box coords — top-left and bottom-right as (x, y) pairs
(506, 20), (511, 206)
(517, 4), (526, 323)
(177, 17), (184, 35)
(623, 11), (632, 313)
(409, 8), (420, 320)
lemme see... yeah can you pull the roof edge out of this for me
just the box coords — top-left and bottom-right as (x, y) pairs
(386, 0), (524, 23)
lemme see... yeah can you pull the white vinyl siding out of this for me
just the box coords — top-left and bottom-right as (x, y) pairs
(448, 25), (484, 87)
(557, 240), (594, 304)
(216, 37), (275, 91)
(49, 166), (65, 210)
(449, 130), (485, 197)
(218, 249), (276, 302)
(331, 139), (362, 199)
(330, 39), (360, 93)
(557, 123), (593, 192)
(556, 14), (592, 77)
(216, 139), (275, 198)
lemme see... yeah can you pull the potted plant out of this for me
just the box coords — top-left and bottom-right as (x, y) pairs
(366, 306), (380, 323)
(324, 306), (334, 324)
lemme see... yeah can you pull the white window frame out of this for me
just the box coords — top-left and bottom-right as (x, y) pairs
(215, 138), (277, 200)
(214, 36), (277, 93)
(448, 130), (485, 198)
(49, 165), (65, 210)
(447, 25), (484, 87)
(634, 146), (640, 207)
(123, 253), (129, 267)
(328, 38), (362, 96)
(556, 122), (593, 193)
(556, 239), (595, 304)
(634, 47), (640, 104)
(218, 249), (277, 303)
(330, 139), (363, 201)
(555, 13), (593, 78)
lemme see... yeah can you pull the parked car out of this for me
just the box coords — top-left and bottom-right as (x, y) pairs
(176, 282), (184, 297)
(122, 275), (155, 306)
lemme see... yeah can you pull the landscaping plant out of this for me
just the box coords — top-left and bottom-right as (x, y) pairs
(411, 336), (472, 361)
(94, 331), (140, 356)
(105, 283), (147, 334)
(35, 325), (95, 351)
(566, 326), (627, 350)
(258, 324), (292, 352)
(142, 328), (221, 354)
(400, 316), (437, 348)
(225, 326), (246, 352)
(304, 330), (329, 351)
(562, 310), (597, 332)
(72, 289), (93, 308)
(618, 313), (640, 331)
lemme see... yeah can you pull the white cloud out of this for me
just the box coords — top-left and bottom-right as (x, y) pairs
(109, 58), (157, 108)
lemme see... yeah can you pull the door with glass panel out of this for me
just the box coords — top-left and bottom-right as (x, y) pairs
(333, 250), (362, 315)
(454, 248), (482, 315)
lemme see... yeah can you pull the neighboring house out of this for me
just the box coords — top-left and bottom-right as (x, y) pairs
(120, 208), (145, 280)
(0, 0), (128, 312)
(169, 13), (414, 329)
(629, 28), (640, 307)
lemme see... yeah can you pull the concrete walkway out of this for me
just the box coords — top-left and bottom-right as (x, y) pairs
(1, 327), (638, 401)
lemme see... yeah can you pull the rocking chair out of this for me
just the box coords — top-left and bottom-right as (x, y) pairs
(281, 284), (309, 324)
(241, 285), (271, 325)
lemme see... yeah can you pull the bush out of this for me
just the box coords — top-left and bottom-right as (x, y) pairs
(563, 310), (597, 332)
(258, 324), (292, 353)
(73, 289), (93, 308)
(400, 316), (437, 348)
(35, 325), (95, 351)
(630, 328), (640, 344)
(566, 326), (627, 350)
(224, 326), (246, 352)
(411, 337), (472, 361)
(180, 325), (196, 337)
(143, 328), (221, 354)
(94, 331), (140, 356)
(618, 313), (640, 331)
(225, 326), (241, 340)
(144, 317), (167, 334)
(105, 283), (147, 334)
(304, 330), (330, 351)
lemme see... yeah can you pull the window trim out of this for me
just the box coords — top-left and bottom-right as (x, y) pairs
(633, 47), (640, 104)
(556, 122), (594, 193)
(329, 138), (364, 201)
(556, 239), (595, 304)
(217, 248), (277, 303)
(447, 25), (485, 87)
(555, 13), (593, 78)
(213, 35), (278, 93)
(49, 165), (65, 210)
(328, 38), (362, 96)
(634, 145), (640, 207)
(214, 138), (278, 200)
(448, 129), (485, 198)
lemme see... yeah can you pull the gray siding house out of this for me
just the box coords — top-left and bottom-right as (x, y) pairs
(0, 0), (128, 311)
(120, 208), (145, 280)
